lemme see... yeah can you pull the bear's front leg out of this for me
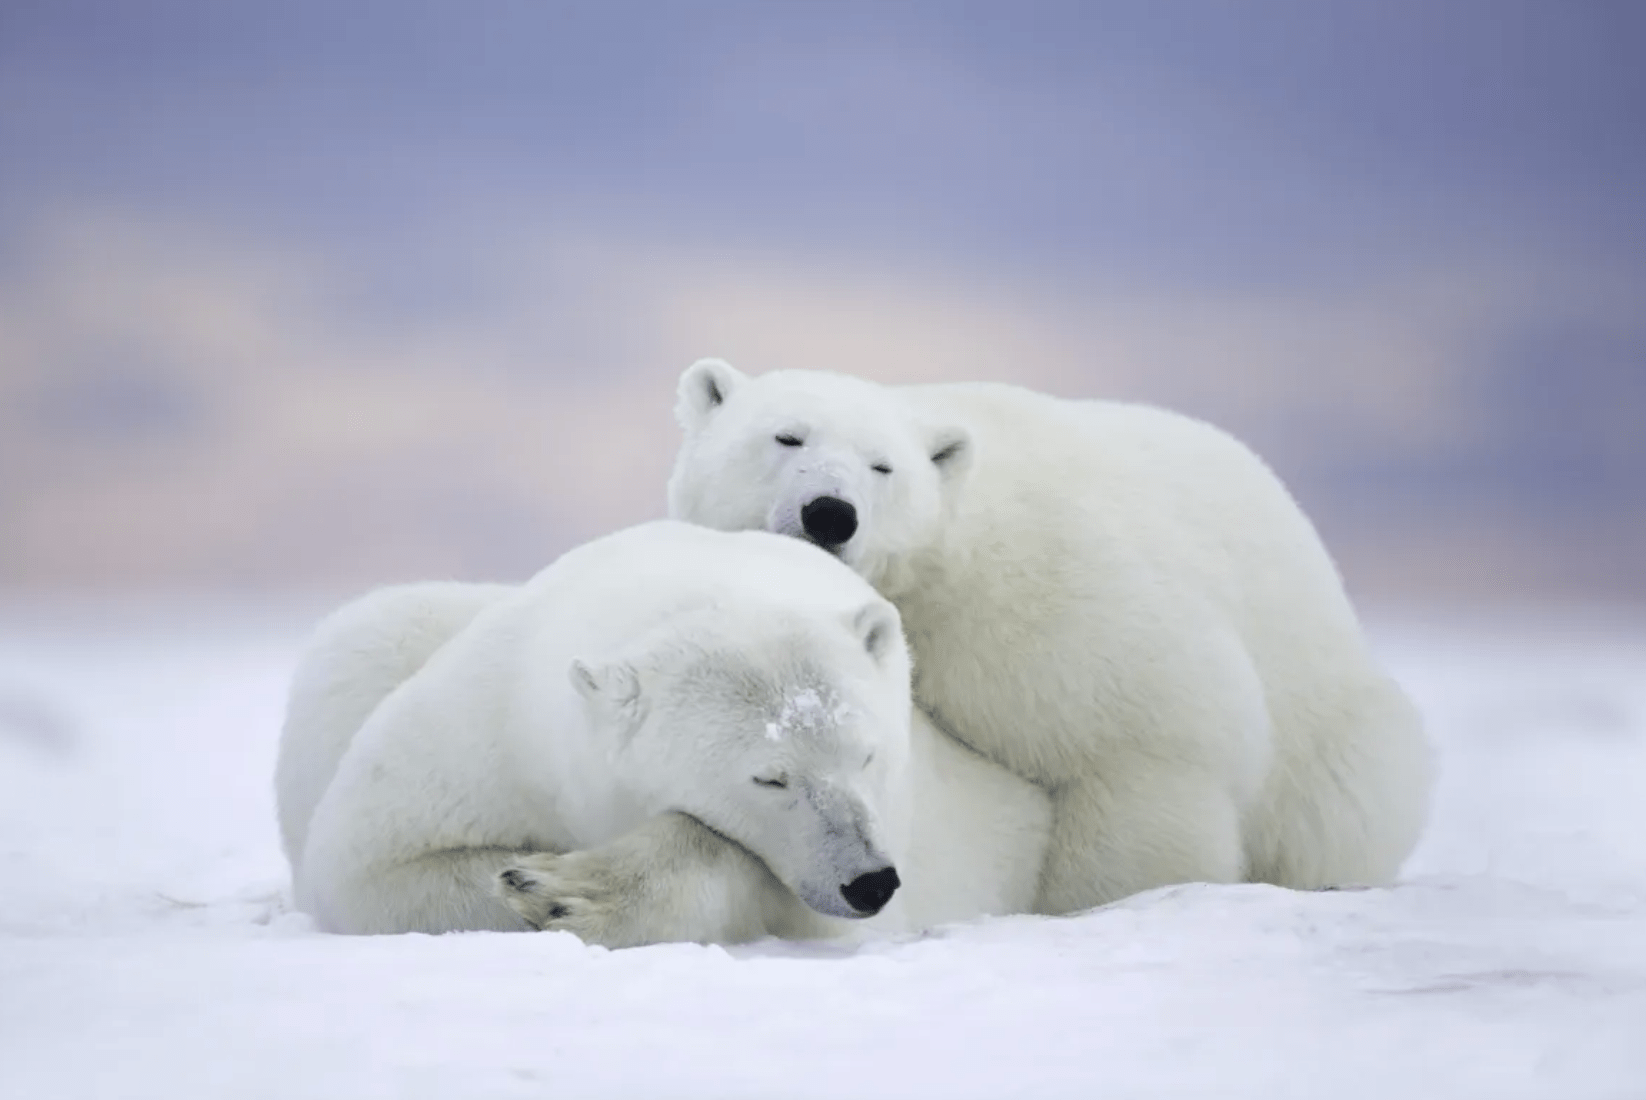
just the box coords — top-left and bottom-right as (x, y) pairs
(497, 812), (780, 948)
(1036, 764), (1246, 914)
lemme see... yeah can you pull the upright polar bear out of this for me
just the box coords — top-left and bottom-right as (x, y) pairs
(668, 360), (1433, 914)
(277, 521), (1048, 943)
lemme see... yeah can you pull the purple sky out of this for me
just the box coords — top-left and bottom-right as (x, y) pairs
(5, 1), (1642, 281)
(1, 1), (1643, 596)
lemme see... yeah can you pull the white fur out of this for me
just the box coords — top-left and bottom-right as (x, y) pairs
(278, 520), (1049, 942)
(667, 360), (1434, 913)
(277, 580), (517, 873)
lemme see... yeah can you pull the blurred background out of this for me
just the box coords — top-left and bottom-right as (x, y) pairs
(2, 0), (1642, 606)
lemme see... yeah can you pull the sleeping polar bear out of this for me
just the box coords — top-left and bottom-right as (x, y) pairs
(276, 521), (1048, 946)
(667, 360), (1434, 913)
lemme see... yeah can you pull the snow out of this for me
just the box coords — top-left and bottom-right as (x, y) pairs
(2, 606), (1644, 1099)
(765, 686), (843, 742)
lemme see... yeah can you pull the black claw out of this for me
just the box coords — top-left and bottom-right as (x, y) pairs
(500, 869), (534, 892)
(547, 903), (569, 920)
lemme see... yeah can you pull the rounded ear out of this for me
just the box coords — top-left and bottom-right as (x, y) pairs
(850, 601), (904, 665)
(675, 359), (747, 431)
(569, 659), (644, 735)
(927, 426), (972, 482)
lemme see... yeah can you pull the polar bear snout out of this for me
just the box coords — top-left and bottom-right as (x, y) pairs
(839, 865), (900, 915)
(801, 496), (858, 550)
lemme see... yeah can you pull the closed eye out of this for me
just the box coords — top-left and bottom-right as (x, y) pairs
(870, 462), (893, 475)
(752, 775), (789, 789)
(775, 433), (804, 447)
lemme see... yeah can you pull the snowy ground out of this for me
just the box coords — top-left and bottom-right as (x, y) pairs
(2, 603), (1643, 1099)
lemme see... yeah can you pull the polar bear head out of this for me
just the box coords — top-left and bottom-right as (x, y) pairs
(667, 360), (971, 594)
(569, 595), (913, 919)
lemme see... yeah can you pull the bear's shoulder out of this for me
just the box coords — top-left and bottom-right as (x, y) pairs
(902, 382), (1258, 466)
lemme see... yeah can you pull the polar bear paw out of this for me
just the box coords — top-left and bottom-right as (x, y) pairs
(496, 851), (632, 945)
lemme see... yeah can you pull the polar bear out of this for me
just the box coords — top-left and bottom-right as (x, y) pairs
(277, 520), (1048, 943)
(667, 360), (1433, 914)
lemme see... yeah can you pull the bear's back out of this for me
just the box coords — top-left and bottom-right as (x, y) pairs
(900, 381), (1361, 643)
(523, 521), (888, 648)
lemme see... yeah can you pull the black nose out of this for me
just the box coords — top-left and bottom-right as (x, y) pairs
(839, 866), (900, 915)
(801, 496), (858, 548)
